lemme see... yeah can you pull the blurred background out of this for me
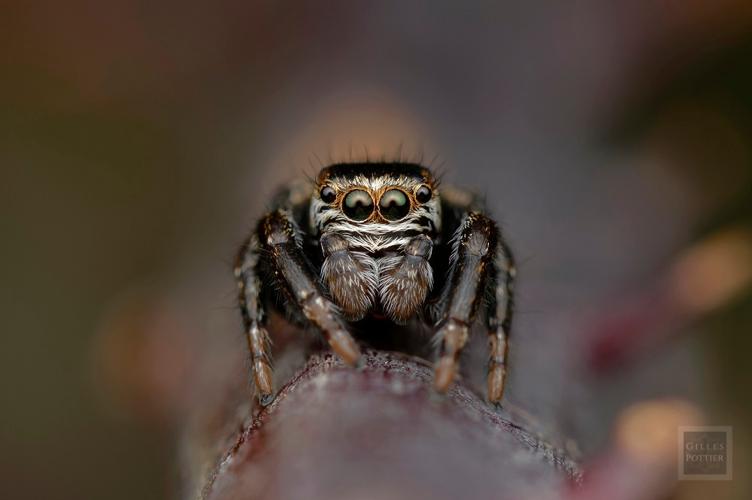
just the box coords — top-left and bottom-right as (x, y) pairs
(2, 1), (752, 499)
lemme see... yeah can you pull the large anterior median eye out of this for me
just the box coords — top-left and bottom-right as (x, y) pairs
(343, 189), (374, 221)
(379, 189), (410, 221)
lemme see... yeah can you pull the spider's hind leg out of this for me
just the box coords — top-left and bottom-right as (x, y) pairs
(234, 234), (275, 406)
(484, 238), (516, 404)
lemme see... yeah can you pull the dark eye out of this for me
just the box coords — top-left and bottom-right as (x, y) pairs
(343, 189), (374, 221)
(320, 186), (336, 204)
(379, 189), (410, 221)
(416, 185), (432, 204)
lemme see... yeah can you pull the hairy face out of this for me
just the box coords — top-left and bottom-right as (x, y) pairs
(310, 163), (441, 323)
(310, 163), (442, 253)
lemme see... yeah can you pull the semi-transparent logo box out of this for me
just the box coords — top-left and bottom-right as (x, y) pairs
(678, 426), (732, 480)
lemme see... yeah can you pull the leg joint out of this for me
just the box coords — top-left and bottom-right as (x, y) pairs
(260, 210), (297, 246)
(459, 213), (498, 258)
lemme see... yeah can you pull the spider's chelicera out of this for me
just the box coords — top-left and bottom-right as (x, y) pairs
(234, 163), (515, 407)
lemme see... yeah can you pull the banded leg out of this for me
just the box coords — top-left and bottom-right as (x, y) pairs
(434, 213), (498, 393)
(234, 234), (275, 406)
(260, 210), (362, 366)
(485, 238), (516, 404)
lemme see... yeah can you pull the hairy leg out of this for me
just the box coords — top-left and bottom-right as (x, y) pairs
(433, 212), (498, 393)
(485, 238), (516, 404)
(260, 210), (362, 365)
(234, 234), (275, 406)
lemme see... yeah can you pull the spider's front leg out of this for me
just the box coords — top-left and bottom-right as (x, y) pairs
(261, 211), (362, 365)
(236, 210), (362, 406)
(433, 213), (500, 396)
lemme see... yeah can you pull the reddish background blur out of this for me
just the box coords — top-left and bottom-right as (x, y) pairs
(2, 1), (752, 499)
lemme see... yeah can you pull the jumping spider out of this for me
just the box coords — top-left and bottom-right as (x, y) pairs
(234, 163), (515, 407)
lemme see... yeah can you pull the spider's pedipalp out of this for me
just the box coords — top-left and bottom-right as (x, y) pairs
(378, 234), (434, 324)
(320, 232), (378, 321)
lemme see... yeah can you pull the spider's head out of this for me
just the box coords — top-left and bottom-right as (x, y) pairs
(310, 163), (442, 249)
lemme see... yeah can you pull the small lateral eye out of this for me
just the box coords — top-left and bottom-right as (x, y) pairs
(379, 189), (410, 221)
(320, 186), (336, 204)
(343, 189), (374, 221)
(415, 185), (432, 204)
